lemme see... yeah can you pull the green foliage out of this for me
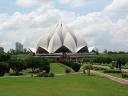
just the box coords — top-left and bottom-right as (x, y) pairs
(122, 64), (128, 69)
(93, 66), (108, 71)
(103, 69), (122, 73)
(108, 64), (114, 69)
(27, 57), (50, 73)
(94, 54), (128, 65)
(60, 61), (81, 72)
(8, 57), (26, 75)
(26, 57), (40, 72)
(82, 64), (93, 76)
(0, 52), (10, 62)
(65, 68), (71, 73)
(37, 72), (54, 77)
(94, 55), (112, 64)
(122, 73), (128, 78)
(0, 62), (8, 76)
(82, 64), (93, 70)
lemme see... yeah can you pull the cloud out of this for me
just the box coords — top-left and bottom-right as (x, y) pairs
(1, 0), (128, 52)
(0, 5), (78, 51)
(16, 0), (52, 7)
(103, 0), (128, 19)
(59, 0), (93, 7)
(59, 0), (88, 7)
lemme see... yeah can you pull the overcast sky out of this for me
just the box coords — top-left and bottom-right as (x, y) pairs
(0, 0), (128, 52)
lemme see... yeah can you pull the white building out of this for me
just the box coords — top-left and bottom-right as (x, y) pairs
(30, 22), (96, 62)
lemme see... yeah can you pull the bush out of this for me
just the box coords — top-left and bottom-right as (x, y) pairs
(0, 62), (8, 76)
(9, 73), (23, 76)
(94, 66), (108, 71)
(82, 64), (93, 76)
(60, 61), (81, 72)
(122, 73), (128, 78)
(37, 72), (54, 77)
(82, 64), (93, 70)
(65, 68), (71, 73)
(103, 69), (122, 73)
(109, 65), (114, 69)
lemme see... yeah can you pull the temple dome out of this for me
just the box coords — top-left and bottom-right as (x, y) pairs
(36, 22), (88, 54)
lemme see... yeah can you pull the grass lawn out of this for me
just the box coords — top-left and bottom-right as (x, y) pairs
(50, 63), (73, 74)
(0, 74), (128, 96)
(50, 63), (66, 74)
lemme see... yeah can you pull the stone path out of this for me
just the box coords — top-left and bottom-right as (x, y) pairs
(92, 70), (128, 85)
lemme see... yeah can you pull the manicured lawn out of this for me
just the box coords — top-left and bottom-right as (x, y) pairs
(50, 63), (66, 74)
(0, 74), (128, 96)
(50, 63), (73, 74)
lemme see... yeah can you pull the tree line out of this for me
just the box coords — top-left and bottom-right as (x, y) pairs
(0, 51), (50, 76)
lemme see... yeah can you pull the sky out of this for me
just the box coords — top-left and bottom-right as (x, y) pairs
(0, 0), (128, 52)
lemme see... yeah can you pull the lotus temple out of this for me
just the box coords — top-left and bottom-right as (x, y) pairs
(30, 22), (96, 62)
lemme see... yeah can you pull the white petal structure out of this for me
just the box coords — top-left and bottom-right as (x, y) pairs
(36, 22), (88, 54)
(89, 47), (97, 53)
(29, 48), (36, 53)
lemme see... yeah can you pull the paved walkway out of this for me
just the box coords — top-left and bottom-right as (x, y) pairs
(92, 70), (128, 85)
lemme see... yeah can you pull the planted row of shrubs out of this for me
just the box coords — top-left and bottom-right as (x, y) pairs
(103, 69), (122, 73)
(37, 72), (54, 77)
(60, 61), (81, 72)
(93, 66), (108, 71)
(122, 73), (128, 78)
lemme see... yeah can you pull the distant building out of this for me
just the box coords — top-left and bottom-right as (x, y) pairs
(0, 47), (4, 52)
(15, 42), (23, 53)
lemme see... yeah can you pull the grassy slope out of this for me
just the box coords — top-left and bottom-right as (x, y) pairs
(50, 63), (66, 74)
(0, 74), (128, 96)
(50, 63), (74, 74)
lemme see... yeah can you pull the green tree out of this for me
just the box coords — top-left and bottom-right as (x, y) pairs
(82, 64), (93, 76)
(0, 62), (8, 76)
(27, 57), (50, 73)
(0, 51), (10, 62)
(8, 58), (26, 75)
(27, 57), (40, 72)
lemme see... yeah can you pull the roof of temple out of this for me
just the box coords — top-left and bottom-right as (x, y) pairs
(37, 22), (88, 54)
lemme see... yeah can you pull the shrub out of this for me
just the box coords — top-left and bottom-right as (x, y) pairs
(9, 73), (23, 76)
(82, 64), (93, 70)
(122, 73), (128, 78)
(82, 64), (93, 76)
(71, 62), (81, 72)
(60, 61), (81, 72)
(0, 62), (8, 76)
(103, 69), (122, 73)
(94, 66), (108, 71)
(109, 64), (114, 69)
(65, 68), (71, 73)
(37, 72), (54, 77)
